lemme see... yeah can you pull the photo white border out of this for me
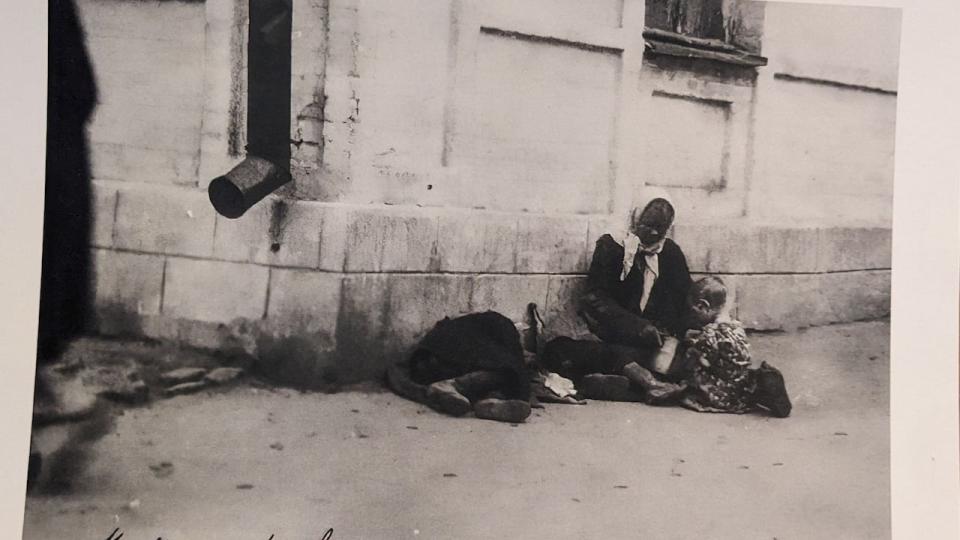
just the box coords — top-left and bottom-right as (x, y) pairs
(0, 0), (957, 538)
(0, 0), (47, 537)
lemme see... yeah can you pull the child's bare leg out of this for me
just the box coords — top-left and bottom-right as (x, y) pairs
(622, 362), (687, 403)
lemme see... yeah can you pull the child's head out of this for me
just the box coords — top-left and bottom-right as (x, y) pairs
(686, 276), (727, 329)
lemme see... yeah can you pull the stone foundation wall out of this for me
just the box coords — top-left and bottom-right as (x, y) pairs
(90, 180), (890, 385)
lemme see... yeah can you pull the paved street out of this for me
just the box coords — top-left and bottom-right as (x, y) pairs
(23, 320), (889, 540)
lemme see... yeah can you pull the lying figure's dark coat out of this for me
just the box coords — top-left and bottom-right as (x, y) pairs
(389, 311), (531, 402)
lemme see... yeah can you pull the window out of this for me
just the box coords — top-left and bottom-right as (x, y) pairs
(645, 0), (725, 40)
(643, 0), (767, 67)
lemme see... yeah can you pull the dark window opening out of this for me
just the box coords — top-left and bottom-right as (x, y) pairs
(643, 0), (767, 68)
(645, 0), (725, 40)
(247, 0), (292, 165)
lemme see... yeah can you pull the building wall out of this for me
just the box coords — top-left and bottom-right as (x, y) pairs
(749, 3), (900, 226)
(78, 0), (895, 386)
(79, 0), (207, 187)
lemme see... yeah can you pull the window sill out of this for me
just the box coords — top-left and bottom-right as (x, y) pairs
(642, 28), (767, 68)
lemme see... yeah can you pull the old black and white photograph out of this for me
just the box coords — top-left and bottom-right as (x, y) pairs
(7, 0), (956, 537)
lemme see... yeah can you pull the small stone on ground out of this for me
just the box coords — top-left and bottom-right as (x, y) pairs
(164, 381), (208, 397)
(149, 462), (174, 479)
(87, 366), (149, 405)
(160, 368), (208, 385)
(33, 372), (99, 425)
(205, 367), (244, 385)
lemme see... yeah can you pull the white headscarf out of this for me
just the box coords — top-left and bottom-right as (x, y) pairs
(607, 187), (676, 312)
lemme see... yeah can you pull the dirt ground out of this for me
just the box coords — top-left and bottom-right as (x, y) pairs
(22, 320), (889, 540)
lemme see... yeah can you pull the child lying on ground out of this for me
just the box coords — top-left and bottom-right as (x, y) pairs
(579, 276), (792, 417)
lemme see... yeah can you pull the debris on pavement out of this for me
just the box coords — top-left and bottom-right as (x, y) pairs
(83, 364), (150, 405)
(204, 367), (244, 385)
(160, 368), (208, 385)
(103, 379), (149, 405)
(32, 370), (99, 425)
(149, 461), (174, 479)
(164, 381), (209, 397)
(269, 442), (284, 451)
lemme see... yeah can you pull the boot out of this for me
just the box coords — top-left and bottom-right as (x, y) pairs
(425, 380), (472, 417)
(622, 362), (687, 404)
(474, 398), (531, 423)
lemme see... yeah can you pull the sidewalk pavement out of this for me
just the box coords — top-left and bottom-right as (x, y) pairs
(23, 320), (889, 540)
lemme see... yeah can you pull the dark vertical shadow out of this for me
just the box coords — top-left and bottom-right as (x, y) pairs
(29, 0), (99, 494)
(37, 0), (96, 365)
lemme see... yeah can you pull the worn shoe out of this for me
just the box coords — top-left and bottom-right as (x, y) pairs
(643, 380), (688, 404)
(425, 380), (472, 417)
(474, 398), (531, 423)
(622, 363), (686, 404)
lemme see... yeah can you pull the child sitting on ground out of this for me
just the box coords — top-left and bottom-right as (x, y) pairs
(583, 276), (792, 417)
